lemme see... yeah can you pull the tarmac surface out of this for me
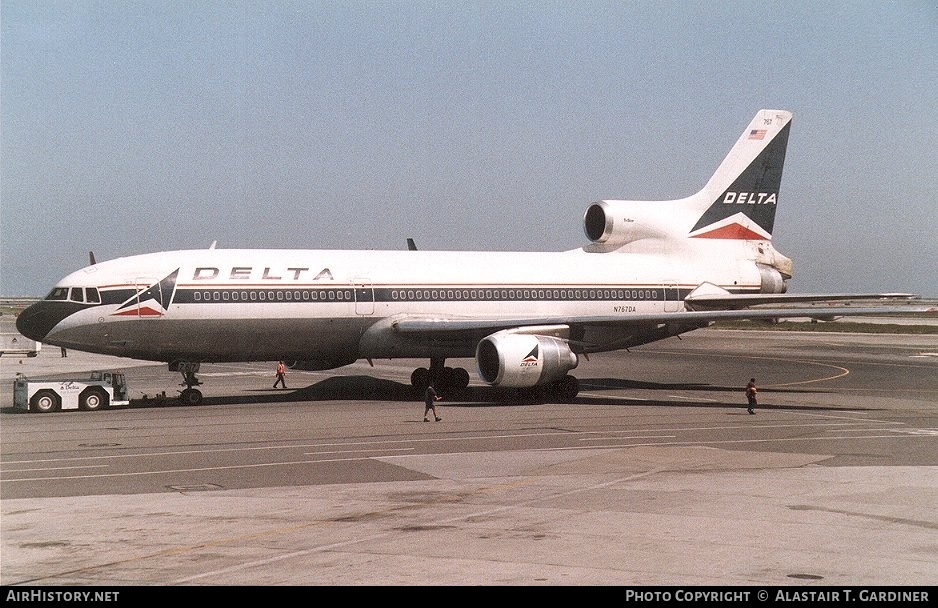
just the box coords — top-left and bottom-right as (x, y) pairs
(1, 327), (937, 586)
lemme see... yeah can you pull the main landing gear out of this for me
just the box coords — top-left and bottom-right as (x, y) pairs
(410, 358), (471, 394)
(407, 359), (579, 401)
(170, 361), (203, 406)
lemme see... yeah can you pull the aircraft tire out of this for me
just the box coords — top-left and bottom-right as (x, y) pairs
(411, 367), (430, 391)
(179, 388), (203, 406)
(452, 367), (471, 390)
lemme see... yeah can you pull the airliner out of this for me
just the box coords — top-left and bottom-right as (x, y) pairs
(16, 109), (929, 408)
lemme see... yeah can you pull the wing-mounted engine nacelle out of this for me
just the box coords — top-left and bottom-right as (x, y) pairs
(476, 330), (578, 388)
(583, 200), (682, 247)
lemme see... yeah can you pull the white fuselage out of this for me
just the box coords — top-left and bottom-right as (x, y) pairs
(42, 246), (762, 365)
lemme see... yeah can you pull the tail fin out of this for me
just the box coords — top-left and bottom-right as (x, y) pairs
(688, 109), (792, 240)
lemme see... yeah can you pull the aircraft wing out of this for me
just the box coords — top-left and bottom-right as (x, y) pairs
(683, 291), (920, 310)
(392, 301), (935, 334)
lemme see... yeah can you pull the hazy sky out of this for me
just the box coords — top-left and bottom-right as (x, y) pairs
(2, 1), (936, 297)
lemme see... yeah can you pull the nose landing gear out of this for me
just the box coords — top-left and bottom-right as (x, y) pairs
(170, 361), (203, 406)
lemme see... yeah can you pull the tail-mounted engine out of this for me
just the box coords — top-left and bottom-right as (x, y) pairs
(583, 200), (683, 248)
(476, 329), (578, 388)
(757, 263), (788, 294)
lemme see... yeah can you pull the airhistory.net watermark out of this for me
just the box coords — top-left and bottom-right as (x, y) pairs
(5, 590), (119, 602)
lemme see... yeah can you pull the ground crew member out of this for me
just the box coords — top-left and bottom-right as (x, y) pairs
(273, 361), (287, 389)
(746, 378), (758, 414)
(424, 383), (442, 422)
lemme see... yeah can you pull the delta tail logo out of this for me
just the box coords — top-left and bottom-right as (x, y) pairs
(113, 270), (179, 317)
(520, 345), (539, 368)
(689, 120), (791, 240)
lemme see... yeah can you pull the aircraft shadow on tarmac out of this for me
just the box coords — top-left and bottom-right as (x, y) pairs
(105, 374), (870, 414)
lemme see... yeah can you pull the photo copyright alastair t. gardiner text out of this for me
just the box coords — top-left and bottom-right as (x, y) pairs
(620, 589), (930, 603)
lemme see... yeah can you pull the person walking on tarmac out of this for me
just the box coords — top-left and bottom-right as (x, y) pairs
(424, 383), (442, 422)
(273, 361), (288, 389)
(746, 378), (758, 414)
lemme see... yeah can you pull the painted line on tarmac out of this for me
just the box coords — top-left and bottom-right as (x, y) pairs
(1, 464), (109, 473)
(578, 392), (649, 401)
(579, 434), (935, 449)
(784, 410), (905, 425)
(579, 435), (676, 442)
(302, 448), (414, 456)
(0, 457), (378, 483)
(667, 394), (719, 401)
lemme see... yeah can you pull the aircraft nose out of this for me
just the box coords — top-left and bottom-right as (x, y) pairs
(15, 301), (69, 342)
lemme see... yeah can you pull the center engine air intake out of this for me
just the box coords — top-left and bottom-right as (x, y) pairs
(583, 200), (677, 247)
(584, 202), (613, 243)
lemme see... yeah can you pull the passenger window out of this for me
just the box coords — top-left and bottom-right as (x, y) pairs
(85, 288), (101, 304)
(70, 287), (85, 302)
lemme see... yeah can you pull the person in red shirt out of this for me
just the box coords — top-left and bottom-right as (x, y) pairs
(274, 361), (287, 389)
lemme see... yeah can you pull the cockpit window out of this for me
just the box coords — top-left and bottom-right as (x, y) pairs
(47, 287), (69, 301)
(85, 288), (100, 303)
(70, 287), (85, 303)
